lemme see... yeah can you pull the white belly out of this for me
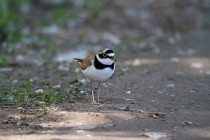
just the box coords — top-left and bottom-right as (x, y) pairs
(82, 64), (115, 82)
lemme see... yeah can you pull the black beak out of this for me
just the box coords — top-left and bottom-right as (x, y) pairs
(110, 56), (116, 61)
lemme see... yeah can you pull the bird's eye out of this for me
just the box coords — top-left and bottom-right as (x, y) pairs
(102, 53), (107, 58)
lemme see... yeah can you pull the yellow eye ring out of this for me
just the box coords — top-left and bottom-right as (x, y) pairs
(103, 53), (107, 58)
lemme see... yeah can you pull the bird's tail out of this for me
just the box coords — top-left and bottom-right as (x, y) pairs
(74, 58), (83, 63)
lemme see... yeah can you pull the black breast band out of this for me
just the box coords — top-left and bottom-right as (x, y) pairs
(94, 56), (114, 70)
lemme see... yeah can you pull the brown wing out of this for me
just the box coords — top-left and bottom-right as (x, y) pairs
(80, 53), (95, 70)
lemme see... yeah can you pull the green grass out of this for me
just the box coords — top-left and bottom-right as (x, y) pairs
(25, 79), (33, 99)
(0, 80), (64, 112)
(41, 93), (47, 113)
(0, 58), (8, 67)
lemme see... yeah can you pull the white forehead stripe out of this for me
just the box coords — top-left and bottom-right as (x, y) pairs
(108, 53), (114, 57)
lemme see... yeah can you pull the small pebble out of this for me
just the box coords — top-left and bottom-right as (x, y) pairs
(75, 68), (80, 73)
(53, 84), (61, 89)
(132, 59), (141, 66)
(0, 68), (13, 72)
(182, 121), (193, 126)
(35, 89), (43, 94)
(58, 65), (69, 71)
(122, 68), (129, 72)
(191, 62), (204, 69)
(170, 57), (180, 63)
(80, 90), (86, 94)
(167, 84), (175, 87)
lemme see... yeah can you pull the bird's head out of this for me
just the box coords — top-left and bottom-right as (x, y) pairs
(97, 48), (116, 65)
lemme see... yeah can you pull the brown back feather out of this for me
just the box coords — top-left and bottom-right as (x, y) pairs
(74, 54), (95, 70)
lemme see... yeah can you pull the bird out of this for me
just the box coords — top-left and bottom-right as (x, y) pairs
(74, 48), (116, 104)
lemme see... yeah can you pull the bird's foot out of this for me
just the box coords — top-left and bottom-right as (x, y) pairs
(91, 100), (100, 105)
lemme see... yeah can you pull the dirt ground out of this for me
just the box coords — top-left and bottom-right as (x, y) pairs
(1, 1), (210, 140)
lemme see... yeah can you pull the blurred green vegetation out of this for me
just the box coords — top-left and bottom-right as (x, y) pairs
(0, 0), (29, 54)
(85, 0), (107, 20)
(0, 57), (8, 67)
(0, 0), (108, 64)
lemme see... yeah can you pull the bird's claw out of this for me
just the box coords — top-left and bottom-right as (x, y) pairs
(91, 101), (100, 105)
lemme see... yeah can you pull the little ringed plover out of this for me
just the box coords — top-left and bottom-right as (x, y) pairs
(74, 48), (116, 104)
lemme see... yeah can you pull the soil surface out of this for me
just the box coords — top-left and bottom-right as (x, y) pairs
(1, 1), (210, 140)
